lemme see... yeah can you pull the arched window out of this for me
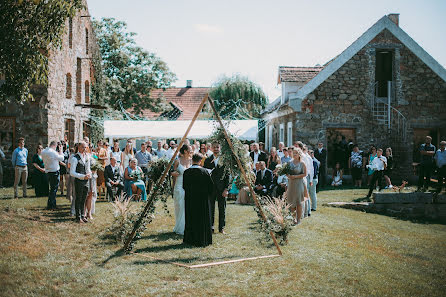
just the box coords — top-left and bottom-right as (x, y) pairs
(66, 73), (72, 99)
(85, 28), (89, 54)
(85, 80), (90, 103)
(68, 18), (73, 49)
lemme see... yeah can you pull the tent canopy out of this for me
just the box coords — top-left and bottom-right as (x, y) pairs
(104, 120), (258, 140)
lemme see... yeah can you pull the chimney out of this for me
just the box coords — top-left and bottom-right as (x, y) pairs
(388, 13), (399, 26)
(186, 80), (192, 88)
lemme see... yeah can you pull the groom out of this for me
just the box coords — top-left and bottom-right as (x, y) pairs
(183, 153), (214, 247)
(204, 141), (230, 234)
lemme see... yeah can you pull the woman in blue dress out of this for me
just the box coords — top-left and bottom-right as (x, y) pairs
(124, 158), (147, 201)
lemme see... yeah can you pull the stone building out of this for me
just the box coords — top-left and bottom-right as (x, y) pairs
(263, 14), (446, 181)
(0, 0), (98, 185)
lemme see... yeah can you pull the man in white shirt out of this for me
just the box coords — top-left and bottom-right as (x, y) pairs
(277, 142), (285, 159)
(70, 141), (92, 223)
(41, 141), (64, 210)
(153, 140), (167, 158)
(165, 140), (177, 160)
(366, 148), (387, 199)
(302, 146), (314, 217)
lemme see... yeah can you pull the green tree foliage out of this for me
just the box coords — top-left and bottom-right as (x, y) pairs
(209, 74), (268, 119)
(92, 18), (177, 115)
(0, 0), (83, 103)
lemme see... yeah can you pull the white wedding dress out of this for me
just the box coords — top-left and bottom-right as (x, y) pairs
(173, 163), (186, 235)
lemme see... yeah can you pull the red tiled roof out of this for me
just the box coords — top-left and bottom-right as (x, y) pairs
(277, 66), (325, 84)
(140, 87), (210, 120)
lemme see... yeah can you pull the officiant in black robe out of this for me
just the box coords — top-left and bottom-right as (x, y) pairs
(183, 153), (214, 247)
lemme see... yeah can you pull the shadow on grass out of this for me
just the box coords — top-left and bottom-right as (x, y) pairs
(27, 205), (74, 223)
(139, 231), (183, 242)
(132, 254), (242, 265)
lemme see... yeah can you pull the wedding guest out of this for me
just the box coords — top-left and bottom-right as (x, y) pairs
(418, 136), (436, 192)
(96, 140), (107, 188)
(331, 162), (343, 187)
(85, 152), (98, 220)
(267, 147), (281, 171)
(434, 141), (446, 194)
(70, 141), (92, 223)
(121, 141), (135, 173)
(66, 147), (75, 202)
(259, 142), (265, 153)
(281, 147), (292, 164)
(41, 141), (64, 210)
(309, 150), (319, 212)
(384, 147), (394, 189)
(349, 145), (364, 188)
(286, 148), (307, 225)
(12, 137), (28, 198)
(166, 140), (177, 160)
(366, 148), (387, 199)
(58, 141), (68, 196)
(104, 156), (124, 201)
(199, 143), (207, 156)
(272, 165), (288, 198)
(124, 158), (147, 201)
(146, 141), (156, 157)
(31, 144), (49, 197)
(111, 141), (121, 165)
(0, 146), (5, 188)
(314, 142), (327, 189)
(367, 146), (377, 186)
(277, 142), (285, 159)
(254, 161), (273, 196)
(69, 145), (79, 216)
(254, 162), (261, 175)
(162, 143), (169, 150)
(250, 143), (268, 169)
(135, 142), (151, 175)
(302, 146), (314, 217)
(206, 142), (213, 157)
(154, 140), (167, 158)
(103, 142), (111, 166)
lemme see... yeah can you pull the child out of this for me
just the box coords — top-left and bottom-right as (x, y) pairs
(331, 162), (343, 187)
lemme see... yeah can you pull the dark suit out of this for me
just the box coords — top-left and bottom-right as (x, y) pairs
(203, 155), (230, 232)
(250, 151), (268, 165)
(254, 169), (273, 196)
(104, 164), (124, 201)
(314, 148), (327, 187)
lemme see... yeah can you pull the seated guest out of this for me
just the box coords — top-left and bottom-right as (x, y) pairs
(331, 162), (343, 187)
(272, 165), (288, 198)
(281, 147), (292, 164)
(104, 157), (124, 201)
(124, 158), (147, 201)
(254, 161), (273, 196)
(254, 162), (261, 175)
(267, 147), (281, 171)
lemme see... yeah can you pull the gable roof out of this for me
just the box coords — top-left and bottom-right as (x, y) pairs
(139, 87), (210, 120)
(277, 66), (325, 84)
(289, 15), (446, 109)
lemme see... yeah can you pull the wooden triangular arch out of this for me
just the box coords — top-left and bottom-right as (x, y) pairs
(123, 94), (282, 256)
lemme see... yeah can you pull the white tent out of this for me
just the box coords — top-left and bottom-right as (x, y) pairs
(104, 120), (258, 140)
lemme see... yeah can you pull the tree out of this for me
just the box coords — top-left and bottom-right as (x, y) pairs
(209, 74), (268, 119)
(0, 0), (82, 103)
(92, 18), (177, 115)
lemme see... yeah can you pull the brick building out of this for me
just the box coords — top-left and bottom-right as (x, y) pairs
(263, 14), (446, 181)
(0, 0), (98, 185)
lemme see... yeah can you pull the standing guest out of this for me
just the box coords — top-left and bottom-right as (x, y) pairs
(434, 141), (446, 194)
(204, 142), (230, 234)
(286, 148), (307, 225)
(69, 145), (78, 216)
(0, 146), (6, 188)
(199, 143), (207, 156)
(135, 142), (151, 175)
(58, 141), (68, 196)
(277, 142), (285, 159)
(121, 139), (137, 154)
(121, 141), (135, 173)
(96, 140), (107, 188)
(281, 147), (292, 164)
(12, 137), (28, 198)
(146, 141), (156, 157)
(206, 142), (213, 157)
(314, 142), (327, 189)
(111, 141), (121, 165)
(104, 156), (124, 201)
(154, 140), (167, 158)
(70, 141), (92, 223)
(103, 142), (111, 166)
(66, 147), (75, 203)
(166, 140), (177, 160)
(309, 150), (319, 212)
(384, 147), (394, 189)
(41, 141), (64, 210)
(31, 144), (49, 197)
(302, 146), (314, 217)
(249, 143), (254, 153)
(250, 143), (268, 169)
(124, 158), (147, 201)
(366, 148), (387, 199)
(83, 137), (89, 145)
(367, 146), (378, 186)
(418, 136), (436, 192)
(349, 145), (364, 188)
(267, 147), (281, 171)
(331, 162), (343, 187)
(259, 142), (266, 154)
(162, 143), (169, 150)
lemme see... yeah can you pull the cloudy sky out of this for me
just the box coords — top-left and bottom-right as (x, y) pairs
(88, 0), (446, 102)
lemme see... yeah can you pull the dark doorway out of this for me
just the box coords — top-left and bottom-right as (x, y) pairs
(375, 50), (393, 97)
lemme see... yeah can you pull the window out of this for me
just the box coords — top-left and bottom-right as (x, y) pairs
(83, 121), (91, 140)
(68, 18), (73, 49)
(85, 28), (89, 54)
(375, 50), (394, 97)
(287, 121), (293, 147)
(84, 81), (90, 103)
(65, 119), (75, 148)
(66, 73), (72, 98)
(279, 123), (284, 143)
(76, 58), (82, 104)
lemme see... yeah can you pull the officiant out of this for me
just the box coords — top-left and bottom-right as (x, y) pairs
(183, 153), (214, 247)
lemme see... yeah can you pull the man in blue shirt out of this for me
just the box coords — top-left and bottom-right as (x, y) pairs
(434, 141), (446, 194)
(418, 136), (436, 192)
(12, 137), (28, 198)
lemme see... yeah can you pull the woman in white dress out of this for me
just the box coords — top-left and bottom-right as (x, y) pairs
(121, 142), (134, 173)
(170, 144), (192, 235)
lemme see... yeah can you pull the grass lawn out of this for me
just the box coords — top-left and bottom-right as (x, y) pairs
(0, 186), (445, 297)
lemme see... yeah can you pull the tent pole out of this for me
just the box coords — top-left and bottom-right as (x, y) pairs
(207, 96), (283, 256)
(123, 94), (209, 252)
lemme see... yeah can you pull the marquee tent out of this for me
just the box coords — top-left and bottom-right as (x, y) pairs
(104, 120), (258, 140)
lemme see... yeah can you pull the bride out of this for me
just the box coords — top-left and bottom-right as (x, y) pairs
(170, 144), (192, 235)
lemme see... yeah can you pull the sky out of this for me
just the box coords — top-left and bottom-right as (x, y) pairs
(88, 0), (446, 102)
